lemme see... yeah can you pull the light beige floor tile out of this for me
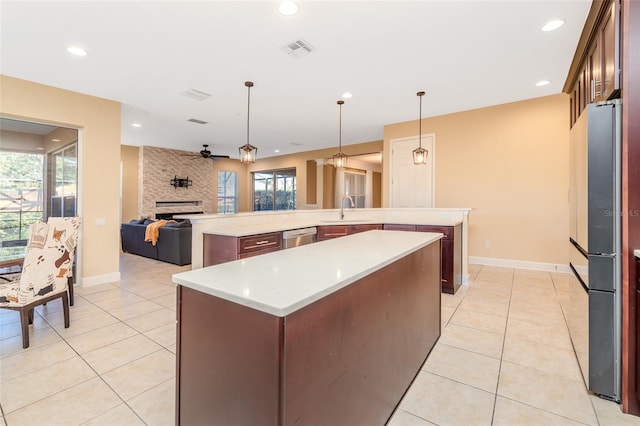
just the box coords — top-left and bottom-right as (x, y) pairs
(469, 278), (512, 293)
(52, 310), (120, 339)
(74, 282), (120, 297)
(65, 321), (139, 354)
(166, 343), (176, 354)
(441, 305), (455, 328)
(465, 286), (511, 303)
(128, 377), (175, 425)
(81, 287), (138, 304)
(508, 302), (567, 327)
(506, 318), (573, 351)
(459, 296), (509, 317)
(40, 300), (106, 325)
(437, 323), (504, 359)
(125, 283), (176, 300)
(387, 409), (434, 425)
(83, 334), (162, 374)
(0, 313), (50, 341)
(502, 335), (583, 381)
(422, 343), (500, 393)
(0, 326), (62, 359)
(0, 356), (96, 413)
(109, 300), (165, 321)
(449, 307), (507, 335)
(5, 376), (121, 425)
(493, 396), (586, 425)
(151, 293), (177, 308)
(497, 361), (597, 425)
(590, 394), (640, 426)
(399, 371), (494, 426)
(125, 307), (176, 332)
(144, 322), (176, 347)
(0, 340), (76, 383)
(91, 292), (148, 310)
(102, 349), (175, 400)
(441, 293), (463, 309)
(83, 403), (146, 426)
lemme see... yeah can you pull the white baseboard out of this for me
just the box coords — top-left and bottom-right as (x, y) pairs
(78, 272), (121, 287)
(469, 256), (572, 273)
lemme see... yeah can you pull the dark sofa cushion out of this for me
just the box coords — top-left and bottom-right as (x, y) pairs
(165, 220), (191, 228)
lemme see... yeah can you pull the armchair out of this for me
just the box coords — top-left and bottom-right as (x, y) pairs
(0, 217), (80, 348)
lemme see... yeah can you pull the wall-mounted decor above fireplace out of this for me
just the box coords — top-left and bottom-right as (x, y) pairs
(171, 176), (192, 188)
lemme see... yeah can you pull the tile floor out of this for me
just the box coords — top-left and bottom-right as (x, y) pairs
(0, 254), (639, 425)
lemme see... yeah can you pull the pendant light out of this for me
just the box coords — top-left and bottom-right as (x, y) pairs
(412, 91), (428, 165)
(239, 81), (258, 163)
(333, 100), (347, 168)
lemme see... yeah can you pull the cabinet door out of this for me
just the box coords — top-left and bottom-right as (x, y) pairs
(204, 234), (239, 266)
(416, 225), (453, 240)
(601, 1), (619, 99)
(317, 225), (349, 241)
(588, 34), (602, 102)
(441, 240), (454, 294)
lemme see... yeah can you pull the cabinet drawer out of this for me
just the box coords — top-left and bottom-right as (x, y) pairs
(238, 232), (282, 254)
(416, 225), (453, 240)
(383, 224), (417, 232)
(317, 225), (349, 240)
(238, 246), (282, 259)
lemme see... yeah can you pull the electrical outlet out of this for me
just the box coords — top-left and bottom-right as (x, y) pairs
(485, 240), (491, 248)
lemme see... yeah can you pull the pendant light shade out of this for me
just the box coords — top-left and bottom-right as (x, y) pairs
(239, 81), (258, 163)
(412, 91), (428, 165)
(333, 100), (347, 168)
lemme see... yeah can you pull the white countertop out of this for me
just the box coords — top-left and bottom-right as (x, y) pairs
(173, 230), (442, 316)
(635, 249), (640, 258)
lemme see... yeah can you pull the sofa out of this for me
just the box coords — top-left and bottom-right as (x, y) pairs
(121, 219), (192, 266)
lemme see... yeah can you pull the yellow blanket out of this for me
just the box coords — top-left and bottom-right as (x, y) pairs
(144, 220), (176, 246)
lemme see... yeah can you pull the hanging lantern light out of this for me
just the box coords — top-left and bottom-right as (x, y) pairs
(239, 81), (258, 163)
(412, 91), (428, 165)
(333, 100), (347, 168)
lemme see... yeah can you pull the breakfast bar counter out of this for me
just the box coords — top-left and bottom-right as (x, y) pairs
(172, 230), (443, 425)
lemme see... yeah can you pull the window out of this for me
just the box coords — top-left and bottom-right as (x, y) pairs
(253, 168), (296, 211)
(217, 171), (238, 214)
(0, 151), (45, 245)
(50, 144), (77, 217)
(344, 170), (366, 208)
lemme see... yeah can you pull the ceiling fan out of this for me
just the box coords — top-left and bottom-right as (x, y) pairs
(184, 144), (230, 161)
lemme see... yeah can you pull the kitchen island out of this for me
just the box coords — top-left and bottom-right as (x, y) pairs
(172, 230), (442, 425)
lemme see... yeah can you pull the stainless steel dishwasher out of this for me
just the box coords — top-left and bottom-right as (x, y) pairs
(282, 227), (317, 249)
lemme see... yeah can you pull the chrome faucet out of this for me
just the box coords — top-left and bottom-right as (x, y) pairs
(340, 195), (355, 220)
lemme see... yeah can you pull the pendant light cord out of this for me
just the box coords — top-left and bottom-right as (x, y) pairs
(418, 91), (425, 149)
(338, 100), (344, 153)
(246, 83), (251, 147)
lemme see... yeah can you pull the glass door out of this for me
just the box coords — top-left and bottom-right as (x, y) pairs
(50, 143), (77, 217)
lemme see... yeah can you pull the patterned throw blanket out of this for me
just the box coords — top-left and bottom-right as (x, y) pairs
(144, 220), (176, 245)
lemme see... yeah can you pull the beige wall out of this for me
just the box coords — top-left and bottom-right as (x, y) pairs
(121, 145), (139, 223)
(1, 75), (121, 284)
(384, 94), (570, 265)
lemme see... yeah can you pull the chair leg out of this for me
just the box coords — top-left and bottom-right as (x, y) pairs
(61, 292), (70, 329)
(19, 308), (30, 349)
(67, 276), (74, 306)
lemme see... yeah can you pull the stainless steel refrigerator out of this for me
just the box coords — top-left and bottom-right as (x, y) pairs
(569, 99), (622, 402)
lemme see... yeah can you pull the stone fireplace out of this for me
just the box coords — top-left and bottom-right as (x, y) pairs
(138, 146), (214, 218)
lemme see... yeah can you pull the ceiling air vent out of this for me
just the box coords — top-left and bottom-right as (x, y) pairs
(187, 118), (208, 125)
(180, 89), (211, 101)
(281, 38), (316, 58)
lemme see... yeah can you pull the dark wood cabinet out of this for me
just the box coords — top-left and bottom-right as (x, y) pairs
(204, 232), (282, 266)
(567, 0), (621, 128)
(383, 224), (417, 232)
(317, 224), (382, 241)
(416, 224), (462, 294)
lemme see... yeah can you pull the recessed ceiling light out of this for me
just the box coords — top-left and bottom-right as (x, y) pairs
(66, 46), (88, 56)
(51, 139), (61, 142)
(278, 1), (298, 16)
(341, 92), (353, 99)
(274, 149), (281, 153)
(36, 147), (44, 150)
(536, 80), (551, 87)
(132, 123), (142, 128)
(541, 19), (564, 32)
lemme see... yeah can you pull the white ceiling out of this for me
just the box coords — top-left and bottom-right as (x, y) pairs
(0, 1), (590, 159)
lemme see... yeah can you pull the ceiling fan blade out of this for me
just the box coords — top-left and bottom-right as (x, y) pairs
(209, 155), (230, 161)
